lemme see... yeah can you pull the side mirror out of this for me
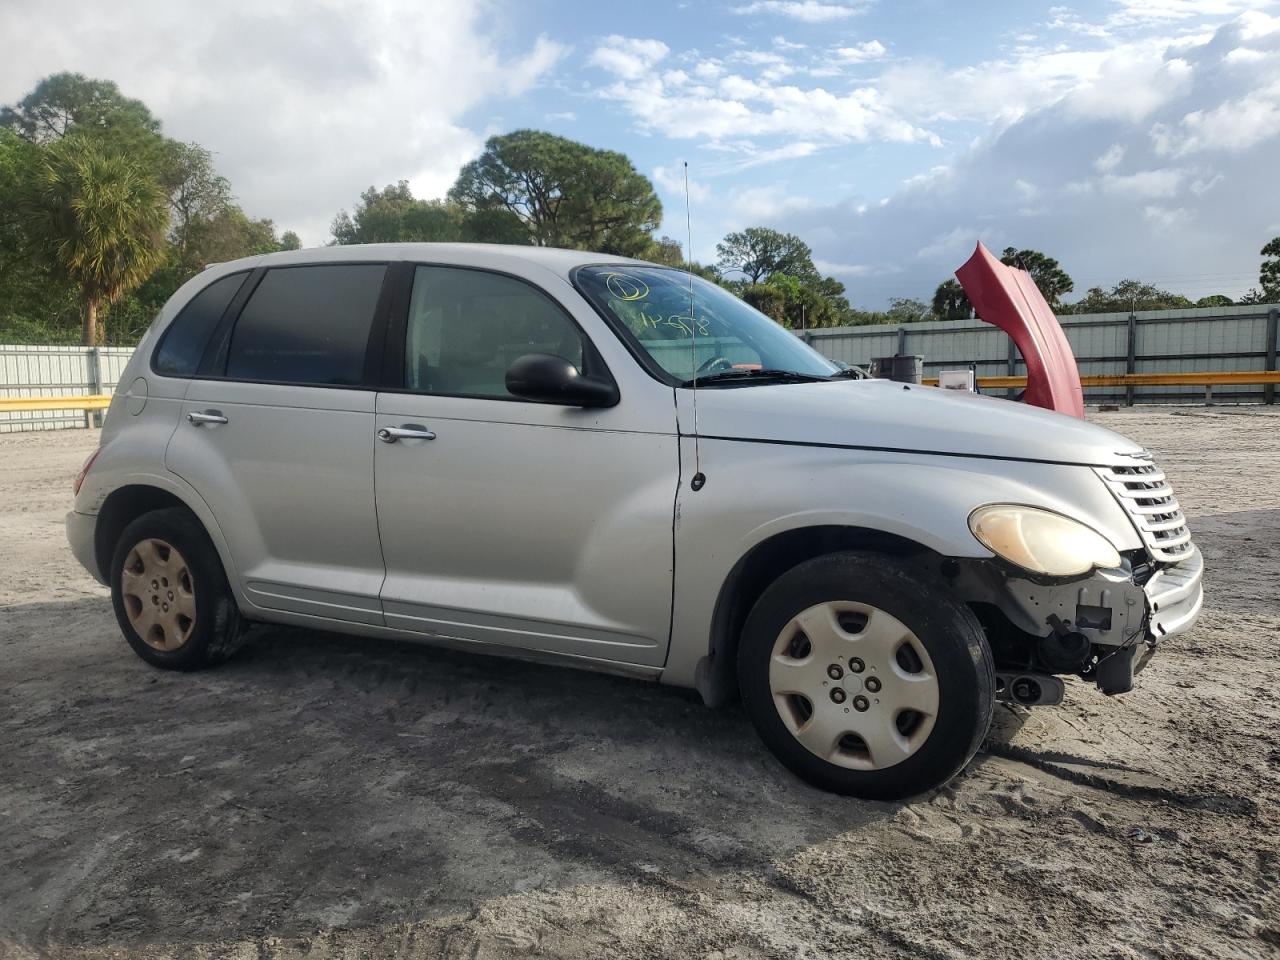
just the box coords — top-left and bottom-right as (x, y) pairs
(505, 353), (619, 408)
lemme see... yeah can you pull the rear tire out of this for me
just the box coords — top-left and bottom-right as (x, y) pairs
(109, 507), (245, 670)
(738, 551), (994, 800)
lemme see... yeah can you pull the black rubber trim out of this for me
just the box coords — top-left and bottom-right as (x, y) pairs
(149, 271), (251, 380)
(196, 267), (266, 377)
(371, 261), (413, 389)
(690, 433), (1107, 468)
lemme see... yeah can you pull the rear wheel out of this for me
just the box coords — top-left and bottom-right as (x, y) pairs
(739, 551), (994, 800)
(109, 508), (245, 670)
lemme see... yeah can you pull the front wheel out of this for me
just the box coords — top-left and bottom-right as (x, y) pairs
(738, 552), (994, 800)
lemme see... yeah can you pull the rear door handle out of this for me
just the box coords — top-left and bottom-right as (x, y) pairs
(187, 410), (228, 426)
(377, 424), (436, 443)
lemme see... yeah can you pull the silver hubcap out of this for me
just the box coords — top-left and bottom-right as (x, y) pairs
(121, 538), (197, 651)
(769, 601), (939, 771)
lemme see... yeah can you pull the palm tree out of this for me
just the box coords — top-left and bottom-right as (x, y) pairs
(931, 278), (972, 321)
(25, 136), (167, 344)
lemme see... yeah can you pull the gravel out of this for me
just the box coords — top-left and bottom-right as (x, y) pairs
(1, 407), (1277, 960)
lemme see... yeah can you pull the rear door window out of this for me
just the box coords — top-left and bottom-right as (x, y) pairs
(153, 272), (247, 377)
(226, 264), (386, 386)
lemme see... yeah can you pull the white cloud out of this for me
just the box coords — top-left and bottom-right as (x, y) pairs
(731, 1), (872, 23)
(1153, 81), (1280, 155)
(725, 185), (819, 223)
(0, 0), (566, 244)
(764, 12), (1280, 307)
(589, 38), (937, 154)
(833, 40), (888, 63)
(588, 36), (669, 80)
(653, 164), (710, 203)
(1095, 144), (1127, 172)
(1100, 168), (1186, 197)
(1107, 0), (1271, 26)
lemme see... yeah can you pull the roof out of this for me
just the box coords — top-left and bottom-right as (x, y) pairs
(220, 243), (649, 280)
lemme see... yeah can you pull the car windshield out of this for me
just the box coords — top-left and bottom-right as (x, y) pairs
(575, 265), (840, 384)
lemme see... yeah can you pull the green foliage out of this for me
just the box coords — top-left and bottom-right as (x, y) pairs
(449, 130), (661, 256)
(1261, 236), (1280, 299)
(999, 247), (1074, 307)
(887, 297), (932, 324)
(715, 227), (819, 285)
(331, 180), (528, 246)
(23, 136), (170, 344)
(1, 74), (299, 345)
(1195, 294), (1234, 307)
(1062, 280), (1194, 314)
(1, 72), (160, 146)
(931, 278), (971, 321)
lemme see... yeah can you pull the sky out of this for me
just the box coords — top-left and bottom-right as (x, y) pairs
(2, 0), (1279, 307)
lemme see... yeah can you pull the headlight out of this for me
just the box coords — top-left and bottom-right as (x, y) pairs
(969, 504), (1121, 577)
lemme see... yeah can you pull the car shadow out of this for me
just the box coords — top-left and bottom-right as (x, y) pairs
(2, 597), (914, 948)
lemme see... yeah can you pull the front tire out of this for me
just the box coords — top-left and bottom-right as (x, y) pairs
(738, 551), (994, 800)
(109, 507), (245, 670)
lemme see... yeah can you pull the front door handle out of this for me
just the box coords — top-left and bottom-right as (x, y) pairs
(187, 410), (228, 426)
(377, 424), (436, 443)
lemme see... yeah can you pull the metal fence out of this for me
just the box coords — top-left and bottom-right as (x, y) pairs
(0, 345), (134, 433)
(1, 303), (1277, 432)
(800, 303), (1279, 405)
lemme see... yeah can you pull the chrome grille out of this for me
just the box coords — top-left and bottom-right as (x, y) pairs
(1096, 460), (1193, 563)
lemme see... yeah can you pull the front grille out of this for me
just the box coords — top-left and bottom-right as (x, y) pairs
(1096, 459), (1193, 563)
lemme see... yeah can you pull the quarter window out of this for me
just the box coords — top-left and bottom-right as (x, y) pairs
(153, 272), (247, 377)
(226, 264), (386, 386)
(404, 266), (585, 398)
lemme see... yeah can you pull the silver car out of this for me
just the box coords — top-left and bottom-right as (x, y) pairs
(66, 244), (1204, 800)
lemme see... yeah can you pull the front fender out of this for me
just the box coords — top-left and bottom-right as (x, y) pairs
(663, 436), (1141, 693)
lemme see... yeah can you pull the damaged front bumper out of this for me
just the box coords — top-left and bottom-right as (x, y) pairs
(960, 545), (1204, 696)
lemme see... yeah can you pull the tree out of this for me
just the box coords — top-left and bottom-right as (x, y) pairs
(931, 278), (971, 321)
(164, 141), (233, 272)
(715, 227), (819, 285)
(332, 181), (527, 246)
(1261, 236), (1280, 299)
(1, 73), (160, 145)
(886, 297), (931, 324)
(449, 130), (661, 256)
(999, 247), (1073, 308)
(279, 230), (301, 251)
(1195, 294), (1233, 307)
(24, 136), (168, 344)
(1064, 280), (1193, 314)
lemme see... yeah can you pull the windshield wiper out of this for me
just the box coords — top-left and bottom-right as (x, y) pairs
(829, 366), (868, 379)
(680, 368), (832, 387)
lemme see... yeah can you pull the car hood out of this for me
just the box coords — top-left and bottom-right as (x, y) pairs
(684, 378), (1144, 467)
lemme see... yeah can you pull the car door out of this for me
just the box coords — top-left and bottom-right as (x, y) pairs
(166, 261), (390, 626)
(374, 263), (679, 667)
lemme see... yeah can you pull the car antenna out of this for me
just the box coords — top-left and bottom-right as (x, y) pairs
(684, 161), (706, 492)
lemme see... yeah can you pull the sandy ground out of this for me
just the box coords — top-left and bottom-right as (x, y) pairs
(1, 408), (1278, 960)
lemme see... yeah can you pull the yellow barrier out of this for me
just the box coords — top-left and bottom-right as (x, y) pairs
(922, 371), (1280, 389)
(0, 394), (113, 413)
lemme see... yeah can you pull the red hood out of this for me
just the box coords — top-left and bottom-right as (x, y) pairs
(955, 242), (1085, 418)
